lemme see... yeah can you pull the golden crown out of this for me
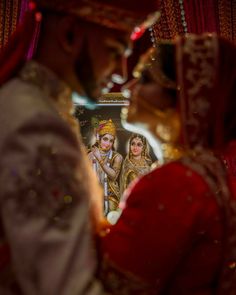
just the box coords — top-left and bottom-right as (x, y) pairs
(97, 119), (116, 137)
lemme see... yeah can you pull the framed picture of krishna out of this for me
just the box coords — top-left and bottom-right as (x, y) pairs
(75, 93), (157, 219)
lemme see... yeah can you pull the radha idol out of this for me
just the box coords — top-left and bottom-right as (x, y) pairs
(120, 133), (152, 195)
(88, 119), (123, 215)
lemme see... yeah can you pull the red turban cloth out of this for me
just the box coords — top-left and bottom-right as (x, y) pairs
(0, 0), (160, 85)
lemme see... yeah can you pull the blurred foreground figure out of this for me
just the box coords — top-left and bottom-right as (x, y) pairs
(0, 0), (159, 294)
(99, 34), (236, 295)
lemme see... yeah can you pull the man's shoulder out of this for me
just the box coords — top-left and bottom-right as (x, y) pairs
(0, 77), (54, 115)
(0, 78), (59, 136)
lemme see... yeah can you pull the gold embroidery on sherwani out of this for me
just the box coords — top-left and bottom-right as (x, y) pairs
(4, 61), (89, 224)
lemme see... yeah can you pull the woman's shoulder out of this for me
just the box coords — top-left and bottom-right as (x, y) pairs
(124, 160), (220, 228)
(133, 160), (211, 197)
(145, 161), (194, 179)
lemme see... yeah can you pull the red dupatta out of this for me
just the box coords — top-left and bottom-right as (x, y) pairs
(176, 34), (236, 295)
(176, 33), (236, 150)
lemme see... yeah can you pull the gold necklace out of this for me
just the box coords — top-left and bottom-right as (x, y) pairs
(138, 98), (181, 144)
(130, 156), (146, 167)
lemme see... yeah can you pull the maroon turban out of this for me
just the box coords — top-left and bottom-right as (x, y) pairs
(0, 0), (160, 86)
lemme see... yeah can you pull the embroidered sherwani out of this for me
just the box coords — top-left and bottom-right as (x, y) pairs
(0, 61), (102, 295)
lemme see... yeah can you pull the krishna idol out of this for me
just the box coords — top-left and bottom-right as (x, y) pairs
(88, 119), (123, 216)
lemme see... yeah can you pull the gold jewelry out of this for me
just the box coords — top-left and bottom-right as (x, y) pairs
(139, 98), (181, 144)
(161, 143), (183, 161)
(133, 47), (178, 90)
(130, 157), (146, 167)
(97, 119), (116, 137)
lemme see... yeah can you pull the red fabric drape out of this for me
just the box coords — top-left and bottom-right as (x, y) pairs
(153, 0), (184, 41)
(153, 0), (236, 44)
(0, 0), (40, 57)
(184, 0), (219, 34)
(0, 0), (22, 50)
(176, 34), (236, 150)
(0, 2), (41, 85)
(218, 0), (236, 44)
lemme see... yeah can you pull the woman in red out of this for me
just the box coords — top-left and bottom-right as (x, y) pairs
(98, 34), (236, 294)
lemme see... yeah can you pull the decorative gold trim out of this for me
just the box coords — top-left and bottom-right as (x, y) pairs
(97, 92), (128, 106)
(38, 0), (144, 32)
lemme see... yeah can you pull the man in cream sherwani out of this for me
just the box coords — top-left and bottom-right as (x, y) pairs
(0, 0), (160, 294)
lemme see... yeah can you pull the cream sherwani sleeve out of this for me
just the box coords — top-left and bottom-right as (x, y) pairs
(0, 109), (103, 295)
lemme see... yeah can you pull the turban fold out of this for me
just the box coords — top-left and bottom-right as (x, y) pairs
(35, 0), (160, 33)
